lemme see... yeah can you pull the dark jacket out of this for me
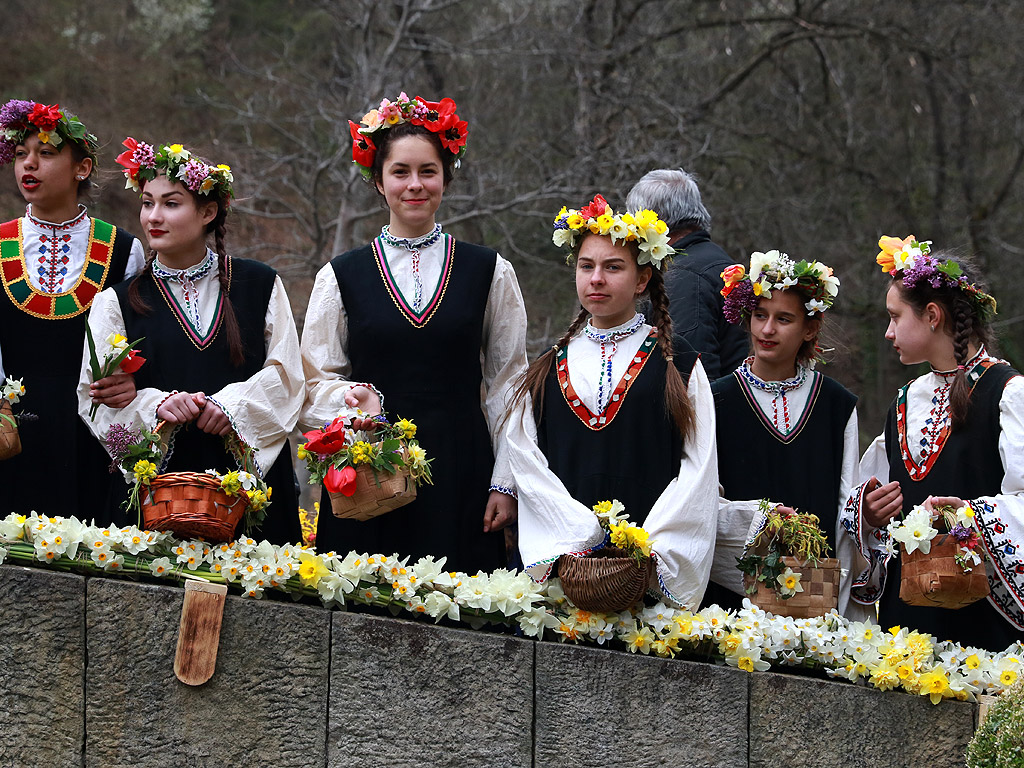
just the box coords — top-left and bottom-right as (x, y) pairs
(662, 230), (748, 380)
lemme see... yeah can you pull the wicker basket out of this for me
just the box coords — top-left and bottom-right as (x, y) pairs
(557, 547), (653, 612)
(142, 471), (248, 543)
(0, 401), (20, 461)
(900, 534), (990, 609)
(744, 557), (840, 619)
(329, 464), (416, 521)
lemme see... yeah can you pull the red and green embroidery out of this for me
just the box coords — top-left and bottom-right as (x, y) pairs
(1, 217), (117, 320)
(735, 369), (823, 444)
(153, 255), (230, 351)
(373, 235), (453, 328)
(558, 329), (657, 431)
(895, 359), (1000, 480)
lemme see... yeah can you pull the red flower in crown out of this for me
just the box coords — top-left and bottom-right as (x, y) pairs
(579, 194), (610, 222)
(115, 137), (141, 179)
(349, 120), (376, 168)
(437, 111), (468, 155)
(415, 97), (456, 132)
(27, 103), (62, 132)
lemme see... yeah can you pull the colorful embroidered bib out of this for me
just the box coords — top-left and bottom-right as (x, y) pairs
(373, 234), (453, 328)
(0, 217), (116, 319)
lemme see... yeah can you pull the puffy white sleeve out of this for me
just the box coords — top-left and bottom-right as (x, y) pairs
(834, 408), (873, 621)
(841, 428), (893, 607)
(203, 276), (303, 474)
(77, 288), (175, 443)
(641, 359), (719, 609)
(299, 263), (370, 431)
(480, 255), (528, 493)
(125, 237), (147, 279)
(970, 375), (1024, 629)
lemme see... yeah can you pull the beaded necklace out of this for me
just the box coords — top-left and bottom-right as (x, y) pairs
(379, 224), (443, 313)
(736, 356), (808, 434)
(152, 248), (216, 332)
(581, 312), (646, 413)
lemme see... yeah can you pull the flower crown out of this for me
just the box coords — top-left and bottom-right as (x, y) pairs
(721, 249), (840, 323)
(0, 100), (98, 166)
(552, 194), (675, 270)
(348, 92), (468, 181)
(877, 235), (997, 321)
(115, 138), (234, 202)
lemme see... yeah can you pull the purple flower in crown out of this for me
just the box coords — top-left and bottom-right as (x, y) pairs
(180, 159), (210, 192)
(131, 141), (155, 169)
(0, 99), (35, 129)
(723, 279), (757, 324)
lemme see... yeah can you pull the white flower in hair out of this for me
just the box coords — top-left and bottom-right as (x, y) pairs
(748, 250), (778, 281)
(805, 298), (827, 315)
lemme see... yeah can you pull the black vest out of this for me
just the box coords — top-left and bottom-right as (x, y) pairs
(880, 363), (1024, 650)
(0, 218), (134, 518)
(111, 258), (299, 544)
(313, 239), (506, 574)
(537, 334), (697, 519)
(714, 371), (857, 552)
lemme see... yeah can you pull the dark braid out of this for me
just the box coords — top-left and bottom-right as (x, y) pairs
(646, 268), (696, 440)
(894, 250), (995, 431)
(212, 210), (246, 367)
(128, 249), (158, 315)
(508, 306), (589, 423)
(948, 296), (975, 429)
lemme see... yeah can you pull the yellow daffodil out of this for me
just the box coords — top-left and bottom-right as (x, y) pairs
(133, 460), (157, 485)
(396, 418), (417, 440)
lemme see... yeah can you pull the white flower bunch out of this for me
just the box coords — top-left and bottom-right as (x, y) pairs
(886, 504), (938, 555)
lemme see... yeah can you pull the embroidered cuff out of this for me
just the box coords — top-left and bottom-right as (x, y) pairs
(490, 484), (518, 500)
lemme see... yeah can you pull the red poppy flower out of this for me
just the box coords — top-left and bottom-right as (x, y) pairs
(414, 97), (456, 132)
(436, 112), (468, 155)
(27, 103), (62, 132)
(579, 194), (610, 222)
(349, 120), (376, 168)
(118, 350), (146, 374)
(325, 464), (358, 496)
(303, 416), (349, 455)
(115, 137), (140, 178)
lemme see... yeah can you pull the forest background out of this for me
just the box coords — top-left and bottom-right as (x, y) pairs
(4, 0), (1024, 450)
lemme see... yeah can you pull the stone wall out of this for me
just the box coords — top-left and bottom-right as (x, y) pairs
(0, 564), (978, 767)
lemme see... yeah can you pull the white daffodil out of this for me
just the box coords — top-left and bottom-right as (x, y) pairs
(805, 298), (827, 315)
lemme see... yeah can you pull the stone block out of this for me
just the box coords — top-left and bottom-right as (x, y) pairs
(85, 579), (330, 767)
(749, 670), (977, 768)
(0, 565), (86, 768)
(328, 612), (534, 768)
(534, 643), (749, 768)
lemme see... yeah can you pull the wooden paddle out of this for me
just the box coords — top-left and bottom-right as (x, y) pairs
(174, 580), (228, 686)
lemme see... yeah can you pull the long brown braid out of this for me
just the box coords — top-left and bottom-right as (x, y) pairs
(646, 267), (696, 440)
(895, 251), (995, 430)
(126, 178), (245, 366)
(510, 306), (589, 423)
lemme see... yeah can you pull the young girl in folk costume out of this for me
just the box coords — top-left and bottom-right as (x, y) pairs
(78, 139), (304, 544)
(704, 251), (867, 619)
(505, 195), (718, 608)
(300, 93), (527, 573)
(843, 237), (1024, 650)
(0, 100), (145, 517)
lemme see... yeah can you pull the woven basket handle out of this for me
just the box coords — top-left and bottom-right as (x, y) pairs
(152, 418), (262, 478)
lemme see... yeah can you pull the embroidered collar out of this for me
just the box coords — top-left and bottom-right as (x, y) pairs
(929, 346), (987, 379)
(736, 356), (808, 395)
(581, 313), (646, 343)
(733, 363), (821, 443)
(581, 313), (646, 413)
(379, 224), (442, 251)
(153, 249), (216, 333)
(152, 251), (228, 350)
(373, 234), (453, 328)
(26, 204), (89, 232)
(558, 327), (658, 430)
(1, 217), (117, 319)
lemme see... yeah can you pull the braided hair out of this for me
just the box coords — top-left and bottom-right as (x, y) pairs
(126, 174), (246, 367)
(894, 252), (994, 429)
(509, 234), (696, 441)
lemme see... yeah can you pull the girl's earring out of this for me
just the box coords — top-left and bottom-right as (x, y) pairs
(76, 175), (85, 180)
(930, 324), (935, 332)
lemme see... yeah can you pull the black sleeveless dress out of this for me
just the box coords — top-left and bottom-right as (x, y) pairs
(0, 216), (134, 519)
(113, 258), (300, 545)
(313, 238), (505, 574)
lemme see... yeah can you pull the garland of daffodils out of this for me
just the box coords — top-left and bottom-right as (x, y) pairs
(1, 511), (1019, 705)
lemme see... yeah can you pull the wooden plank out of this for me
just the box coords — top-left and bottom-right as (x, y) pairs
(173, 580), (228, 686)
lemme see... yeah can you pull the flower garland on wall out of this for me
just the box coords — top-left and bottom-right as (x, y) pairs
(0, 512), (1020, 705)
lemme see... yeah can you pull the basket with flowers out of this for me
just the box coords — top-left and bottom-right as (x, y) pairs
(557, 500), (654, 612)
(736, 500), (839, 619)
(106, 421), (272, 543)
(298, 413), (432, 521)
(1, 376), (29, 461)
(889, 503), (990, 609)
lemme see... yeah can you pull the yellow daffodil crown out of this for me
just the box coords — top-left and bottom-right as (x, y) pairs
(553, 194), (675, 270)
